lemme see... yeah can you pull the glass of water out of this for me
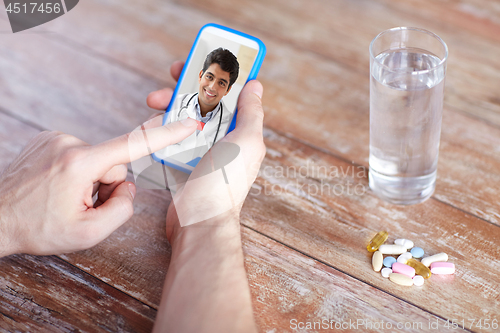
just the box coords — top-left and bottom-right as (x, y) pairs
(369, 27), (448, 205)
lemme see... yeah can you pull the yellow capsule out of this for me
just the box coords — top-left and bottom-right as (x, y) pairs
(367, 231), (389, 252)
(406, 259), (432, 279)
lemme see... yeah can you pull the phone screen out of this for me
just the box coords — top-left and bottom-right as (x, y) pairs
(153, 24), (265, 173)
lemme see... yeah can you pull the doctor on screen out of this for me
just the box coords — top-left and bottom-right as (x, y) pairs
(164, 48), (240, 162)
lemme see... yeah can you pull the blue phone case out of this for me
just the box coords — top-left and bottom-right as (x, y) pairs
(151, 23), (266, 174)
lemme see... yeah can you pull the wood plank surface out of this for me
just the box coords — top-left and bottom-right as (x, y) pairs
(0, 112), (465, 332)
(242, 226), (465, 333)
(59, 176), (470, 333)
(0, 112), (476, 331)
(1, 0), (500, 331)
(0, 254), (156, 332)
(59, 185), (174, 309)
(178, 0), (500, 126)
(0, 113), (41, 172)
(0, 28), (158, 145)
(5, 0), (496, 224)
(240, 127), (500, 331)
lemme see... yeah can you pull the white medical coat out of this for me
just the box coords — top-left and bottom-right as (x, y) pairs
(161, 93), (233, 164)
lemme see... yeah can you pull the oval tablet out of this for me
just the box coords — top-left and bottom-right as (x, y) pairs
(383, 256), (396, 268)
(395, 238), (414, 249)
(413, 275), (425, 287)
(392, 262), (416, 278)
(430, 262), (455, 275)
(372, 251), (383, 272)
(389, 273), (414, 286)
(378, 244), (407, 255)
(381, 268), (392, 278)
(421, 253), (448, 267)
(410, 247), (424, 258)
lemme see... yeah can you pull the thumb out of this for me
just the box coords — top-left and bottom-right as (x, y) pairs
(89, 182), (136, 239)
(233, 80), (264, 137)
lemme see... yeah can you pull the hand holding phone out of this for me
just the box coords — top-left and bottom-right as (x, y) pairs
(153, 23), (266, 174)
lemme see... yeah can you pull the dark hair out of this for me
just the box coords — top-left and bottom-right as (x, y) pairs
(202, 48), (239, 89)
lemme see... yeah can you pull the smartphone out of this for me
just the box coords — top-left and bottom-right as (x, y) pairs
(152, 23), (266, 174)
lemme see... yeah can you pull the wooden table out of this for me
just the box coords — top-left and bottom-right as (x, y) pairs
(1, 0), (499, 332)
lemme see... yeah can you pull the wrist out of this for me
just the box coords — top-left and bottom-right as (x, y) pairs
(166, 200), (242, 241)
(168, 208), (242, 253)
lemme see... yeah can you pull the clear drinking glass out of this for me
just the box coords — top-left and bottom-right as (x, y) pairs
(369, 27), (448, 205)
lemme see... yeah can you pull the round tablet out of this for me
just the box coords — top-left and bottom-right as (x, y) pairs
(410, 247), (424, 258)
(381, 268), (392, 278)
(413, 275), (425, 286)
(383, 256), (397, 268)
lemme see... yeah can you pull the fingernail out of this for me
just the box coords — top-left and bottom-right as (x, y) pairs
(180, 117), (197, 127)
(128, 183), (136, 199)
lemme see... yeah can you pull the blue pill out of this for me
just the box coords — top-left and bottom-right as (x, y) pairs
(410, 247), (424, 258)
(383, 256), (396, 268)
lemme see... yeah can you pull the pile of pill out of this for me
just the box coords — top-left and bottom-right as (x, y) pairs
(368, 231), (455, 287)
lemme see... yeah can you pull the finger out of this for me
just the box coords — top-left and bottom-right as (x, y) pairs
(99, 164), (128, 184)
(233, 80), (264, 138)
(92, 181), (100, 197)
(147, 112), (164, 121)
(93, 164), (128, 207)
(84, 182), (136, 242)
(170, 61), (184, 82)
(91, 118), (198, 171)
(143, 113), (165, 128)
(94, 181), (122, 208)
(147, 88), (174, 110)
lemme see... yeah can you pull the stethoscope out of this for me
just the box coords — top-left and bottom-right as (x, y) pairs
(178, 93), (223, 147)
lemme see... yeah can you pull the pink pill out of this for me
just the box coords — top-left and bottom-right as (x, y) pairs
(430, 262), (455, 275)
(392, 262), (416, 278)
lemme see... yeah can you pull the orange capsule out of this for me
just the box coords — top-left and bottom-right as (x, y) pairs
(406, 259), (432, 279)
(367, 231), (388, 252)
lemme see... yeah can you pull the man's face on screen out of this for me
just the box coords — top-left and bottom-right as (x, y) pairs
(198, 63), (232, 112)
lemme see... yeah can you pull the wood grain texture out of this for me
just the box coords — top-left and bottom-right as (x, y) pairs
(55, 175), (471, 332)
(240, 127), (500, 330)
(1, 0), (500, 331)
(242, 227), (466, 333)
(177, 0), (500, 126)
(0, 113), (40, 172)
(58, 185), (173, 309)
(0, 112), (476, 331)
(171, 0), (500, 224)
(0, 31), (158, 145)
(0, 254), (156, 332)
(7, 0), (496, 224)
(0, 115), (464, 333)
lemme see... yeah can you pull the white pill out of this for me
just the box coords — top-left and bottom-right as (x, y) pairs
(413, 275), (425, 286)
(430, 262), (455, 275)
(394, 238), (414, 249)
(421, 253), (448, 267)
(381, 268), (392, 278)
(378, 244), (407, 255)
(397, 252), (413, 264)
